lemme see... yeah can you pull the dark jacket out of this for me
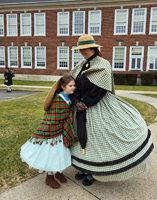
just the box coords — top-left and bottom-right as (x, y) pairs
(4, 71), (14, 85)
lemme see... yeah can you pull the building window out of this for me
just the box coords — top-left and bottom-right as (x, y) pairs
(112, 47), (126, 71)
(131, 8), (147, 34)
(0, 14), (4, 36)
(147, 47), (157, 70)
(72, 47), (84, 69)
(129, 46), (144, 71)
(73, 11), (85, 35)
(149, 7), (157, 34)
(88, 10), (101, 35)
(35, 46), (46, 68)
(34, 13), (46, 36)
(20, 13), (31, 36)
(0, 46), (5, 67)
(8, 46), (18, 68)
(57, 46), (69, 69)
(7, 14), (18, 36)
(57, 12), (69, 36)
(114, 9), (129, 35)
(21, 46), (32, 68)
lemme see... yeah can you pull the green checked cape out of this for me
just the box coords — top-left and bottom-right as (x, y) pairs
(29, 94), (77, 148)
(70, 56), (153, 182)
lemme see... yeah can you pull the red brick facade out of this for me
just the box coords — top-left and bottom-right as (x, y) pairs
(0, 3), (157, 77)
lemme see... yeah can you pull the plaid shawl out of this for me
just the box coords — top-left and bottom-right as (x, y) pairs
(29, 94), (77, 148)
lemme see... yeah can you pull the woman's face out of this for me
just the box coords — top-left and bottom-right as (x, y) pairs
(79, 48), (94, 59)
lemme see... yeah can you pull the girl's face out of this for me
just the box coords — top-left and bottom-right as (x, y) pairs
(80, 48), (95, 59)
(62, 79), (75, 95)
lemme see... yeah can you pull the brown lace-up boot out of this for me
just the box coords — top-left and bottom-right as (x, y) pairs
(45, 174), (61, 189)
(55, 172), (67, 183)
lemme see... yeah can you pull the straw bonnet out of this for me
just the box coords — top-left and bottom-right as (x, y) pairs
(44, 77), (61, 111)
(72, 34), (102, 50)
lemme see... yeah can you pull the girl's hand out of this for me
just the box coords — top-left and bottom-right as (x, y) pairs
(75, 102), (87, 112)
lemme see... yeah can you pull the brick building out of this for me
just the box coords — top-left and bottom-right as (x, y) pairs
(0, 0), (157, 82)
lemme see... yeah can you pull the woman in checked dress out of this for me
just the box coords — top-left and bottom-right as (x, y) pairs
(69, 34), (154, 186)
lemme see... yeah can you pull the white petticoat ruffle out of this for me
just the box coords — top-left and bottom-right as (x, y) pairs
(20, 135), (71, 173)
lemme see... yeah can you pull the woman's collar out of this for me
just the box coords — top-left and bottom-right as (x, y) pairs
(86, 53), (97, 62)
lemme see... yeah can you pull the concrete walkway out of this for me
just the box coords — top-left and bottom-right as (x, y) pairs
(0, 88), (157, 200)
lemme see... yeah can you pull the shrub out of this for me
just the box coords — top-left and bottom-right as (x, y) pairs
(113, 73), (126, 85)
(126, 73), (138, 85)
(140, 72), (155, 85)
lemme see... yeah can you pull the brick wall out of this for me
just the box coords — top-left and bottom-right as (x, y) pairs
(0, 4), (157, 77)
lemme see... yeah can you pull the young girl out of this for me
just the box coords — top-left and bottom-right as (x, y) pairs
(20, 75), (77, 189)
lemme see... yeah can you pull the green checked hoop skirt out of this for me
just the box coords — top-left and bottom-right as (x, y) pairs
(70, 92), (154, 182)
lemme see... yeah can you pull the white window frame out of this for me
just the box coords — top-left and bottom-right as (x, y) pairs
(149, 7), (157, 34)
(72, 11), (85, 36)
(112, 46), (127, 71)
(147, 46), (157, 71)
(72, 47), (84, 69)
(34, 13), (46, 36)
(57, 12), (69, 36)
(0, 14), (4, 36)
(20, 13), (31, 36)
(0, 46), (5, 68)
(131, 8), (147, 34)
(57, 46), (69, 70)
(8, 46), (18, 68)
(114, 9), (129, 35)
(21, 46), (32, 68)
(35, 46), (46, 69)
(7, 14), (18, 36)
(129, 46), (144, 71)
(88, 10), (101, 35)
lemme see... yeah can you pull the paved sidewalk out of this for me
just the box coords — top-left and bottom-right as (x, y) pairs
(0, 88), (157, 200)
(115, 90), (157, 111)
(0, 90), (40, 101)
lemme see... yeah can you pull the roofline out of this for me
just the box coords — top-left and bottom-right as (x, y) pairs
(0, 0), (157, 12)
(0, 0), (76, 6)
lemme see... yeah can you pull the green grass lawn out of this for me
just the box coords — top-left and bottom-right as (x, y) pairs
(0, 81), (157, 193)
(0, 79), (157, 91)
(115, 85), (157, 91)
(137, 94), (157, 98)
(0, 79), (55, 86)
(0, 91), (48, 193)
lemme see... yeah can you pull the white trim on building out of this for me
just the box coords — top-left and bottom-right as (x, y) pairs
(21, 46), (32, 68)
(114, 9), (129, 35)
(131, 8), (147, 35)
(57, 11), (69, 36)
(57, 46), (69, 70)
(20, 13), (31, 36)
(129, 46), (144, 71)
(34, 12), (46, 36)
(35, 46), (46, 69)
(112, 46), (127, 71)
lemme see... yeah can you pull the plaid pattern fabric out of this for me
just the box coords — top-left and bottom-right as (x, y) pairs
(69, 57), (153, 181)
(30, 95), (77, 147)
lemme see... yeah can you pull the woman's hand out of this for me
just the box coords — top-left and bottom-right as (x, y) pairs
(75, 102), (87, 112)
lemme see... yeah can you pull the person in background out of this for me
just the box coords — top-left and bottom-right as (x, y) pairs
(4, 67), (14, 92)
(20, 75), (77, 189)
(69, 34), (154, 186)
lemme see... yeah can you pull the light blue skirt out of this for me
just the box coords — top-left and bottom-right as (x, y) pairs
(20, 135), (71, 173)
